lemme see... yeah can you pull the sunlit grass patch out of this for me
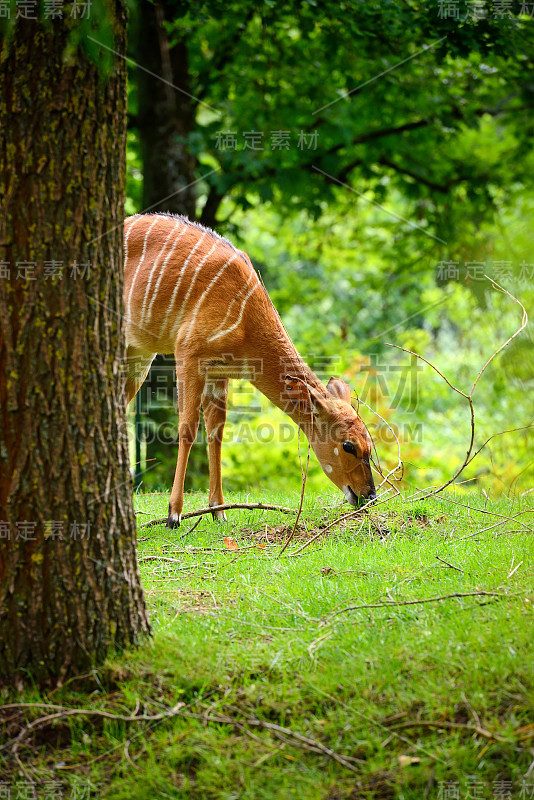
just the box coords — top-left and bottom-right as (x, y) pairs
(2, 490), (533, 799)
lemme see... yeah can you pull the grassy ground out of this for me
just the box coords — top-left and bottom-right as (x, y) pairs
(2, 489), (534, 799)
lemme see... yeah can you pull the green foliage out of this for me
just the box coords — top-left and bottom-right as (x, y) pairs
(150, 0), (534, 239)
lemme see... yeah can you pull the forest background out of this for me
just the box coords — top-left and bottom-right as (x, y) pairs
(123, 0), (534, 498)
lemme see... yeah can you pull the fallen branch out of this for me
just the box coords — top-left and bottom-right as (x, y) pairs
(388, 719), (507, 742)
(283, 498), (384, 557)
(292, 278), (529, 547)
(0, 700), (187, 773)
(421, 495), (533, 527)
(179, 708), (360, 773)
(139, 502), (297, 529)
(322, 590), (514, 624)
(1, 699), (359, 775)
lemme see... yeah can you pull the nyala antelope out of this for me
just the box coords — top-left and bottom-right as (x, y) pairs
(124, 213), (376, 529)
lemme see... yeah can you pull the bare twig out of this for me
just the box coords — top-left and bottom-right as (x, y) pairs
(352, 394), (403, 492)
(322, 590), (514, 624)
(436, 555), (464, 573)
(388, 719), (507, 742)
(177, 709), (360, 773)
(1, 700), (187, 768)
(1, 700), (359, 775)
(305, 683), (447, 764)
(284, 505), (386, 557)
(139, 502), (297, 528)
(279, 429), (310, 555)
(422, 495), (532, 528)
(176, 516), (202, 540)
(386, 277), (528, 503)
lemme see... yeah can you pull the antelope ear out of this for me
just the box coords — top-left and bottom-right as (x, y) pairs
(326, 376), (352, 404)
(284, 376), (332, 415)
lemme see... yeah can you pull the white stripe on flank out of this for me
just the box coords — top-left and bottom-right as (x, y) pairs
(144, 222), (189, 326)
(159, 231), (208, 341)
(140, 218), (182, 328)
(209, 269), (253, 338)
(126, 216), (160, 323)
(124, 215), (142, 269)
(207, 279), (259, 342)
(170, 240), (218, 342)
(180, 252), (237, 345)
(177, 240), (218, 323)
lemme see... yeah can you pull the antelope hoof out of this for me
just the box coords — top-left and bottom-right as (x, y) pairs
(166, 504), (181, 529)
(210, 502), (227, 523)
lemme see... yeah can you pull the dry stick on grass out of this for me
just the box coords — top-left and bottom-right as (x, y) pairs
(139, 502), (297, 529)
(1, 701), (187, 775)
(454, 516), (531, 543)
(201, 552), (244, 580)
(4, 691), (220, 777)
(283, 492), (396, 558)
(321, 589), (516, 625)
(436, 555), (464, 573)
(351, 394), (404, 494)
(388, 719), (507, 743)
(136, 558), (209, 572)
(176, 516), (202, 541)
(307, 683), (447, 765)
(179, 709), (360, 772)
(421, 494), (533, 527)
(1, 701), (359, 776)
(279, 425), (311, 556)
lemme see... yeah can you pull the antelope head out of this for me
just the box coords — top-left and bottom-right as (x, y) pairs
(284, 375), (376, 506)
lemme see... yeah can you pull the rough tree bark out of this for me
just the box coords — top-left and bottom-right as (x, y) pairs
(0, 7), (151, 687)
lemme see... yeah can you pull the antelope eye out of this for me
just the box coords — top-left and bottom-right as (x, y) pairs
(342, 441), (356, 455)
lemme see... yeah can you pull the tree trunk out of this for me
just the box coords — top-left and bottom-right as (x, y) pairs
(0, 10), (151, 687)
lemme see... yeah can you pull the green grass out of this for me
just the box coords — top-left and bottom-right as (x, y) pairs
(2, 490), (534, 799)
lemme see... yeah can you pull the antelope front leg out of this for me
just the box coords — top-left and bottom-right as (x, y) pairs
(167, 360), (205, 529)
(202, 377), (229, 521)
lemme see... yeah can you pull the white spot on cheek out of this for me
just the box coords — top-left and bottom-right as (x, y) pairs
(325, 464), (333, 474)
(334, 447), (339, 456)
